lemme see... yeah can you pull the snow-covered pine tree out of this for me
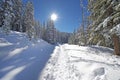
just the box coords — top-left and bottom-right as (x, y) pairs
(2, 0), (13, 34)
(68, 29), (76, 44)
(53, 27), (57, 44)
(84, 16), (91, 45)
(69, 0), (89, 45)
(41, 22), (47, 41)
(88, 0), (120, 55)
(34, 20), (41, 39)
(23, 1), (35, 40)
(79, 0), (87, 46)
(0, 0), (4, 27)
(56, 30), (61, 43)
(46, 19), (56, 44)
(61, 32), (70, 43)
(76, 26), (86, 45)
(11, 0), (22, 31)
(41, 21), (70, 44)
(22, 5), (26, 32)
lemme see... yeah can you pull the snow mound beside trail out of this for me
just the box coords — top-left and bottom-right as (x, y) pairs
(0, 29), (49, 47)
(0, 30), (30, 46)
(0, 30), (55, 80)
(0, 38), (13, 47)
(0, 29), (51, 58)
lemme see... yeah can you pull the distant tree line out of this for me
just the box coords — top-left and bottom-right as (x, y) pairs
(69, 0), (120, 55)
(0, 0), (70, 44)
(41, 19), (71, 44)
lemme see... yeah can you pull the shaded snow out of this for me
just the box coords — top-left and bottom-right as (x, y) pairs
(0, 38), (13, 47)
(4, 46), (28, 60)
(0, 31), (55, 80)
(1, 66), (26, 80)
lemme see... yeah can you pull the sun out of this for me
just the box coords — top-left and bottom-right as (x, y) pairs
(51, 13), (58, 21)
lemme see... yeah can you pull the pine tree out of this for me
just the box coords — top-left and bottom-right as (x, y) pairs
(56, 30), (61, 43)
(80, 0), (87, 45)
(2, 0), (13, 34)
(11, 0), (22, 31)
(41, 22), (47, 41)
(68, 29), (76, 44)
(61, 32), (71, 43)
(46, 19), (56, 44)
(34, 20), (41, 39)
(88, 0), (120, 55)
(53, 27), (57, 44)
(0, 0), (4, 27)
(75, 26), (86, 45)
(23, 1), (35, 40)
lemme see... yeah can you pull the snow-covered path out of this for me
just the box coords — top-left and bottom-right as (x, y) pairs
(0, 31), (56, 80)
(41, 44), (120, 80)
(0, 40), (55, 80)
(1, 30), (120, 80)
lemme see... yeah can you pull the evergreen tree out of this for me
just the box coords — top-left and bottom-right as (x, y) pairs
(23, 1), (35, 40)
(41, 22), (47, 41)
(46, 19), (56, 44)
(61, 32), (70, 43)
(68, 29), (76, 44)
(75, 26), (86, 45)
(11, 0), (22, 31)
(53, 27), (57, 43)
(56, 30), (61, 43)
(80, 0), (87, 45)
(0, 0), (4, 27)
(2, 0), (13, 34)
(88, 0), (120, 55)
(34, 20), (41, 39)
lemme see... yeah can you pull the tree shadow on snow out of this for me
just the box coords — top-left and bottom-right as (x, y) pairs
(87, 45), (113, 54)
(0, 44), (55, 80)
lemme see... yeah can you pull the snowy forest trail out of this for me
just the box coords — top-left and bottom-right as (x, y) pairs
(0, 40), (55, 80)
(0, 30), (120, 80)
(41, 44), (120, 80)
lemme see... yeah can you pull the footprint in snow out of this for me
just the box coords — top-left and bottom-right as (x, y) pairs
(93, 67), (106, 80)
(94, 67), (105, 76)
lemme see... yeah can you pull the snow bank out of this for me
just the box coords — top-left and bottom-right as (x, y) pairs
(0, 30), (55, 80)
(0, 38), (13, 47)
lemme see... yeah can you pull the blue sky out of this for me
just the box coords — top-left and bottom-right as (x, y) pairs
(23, 0), (88, 32)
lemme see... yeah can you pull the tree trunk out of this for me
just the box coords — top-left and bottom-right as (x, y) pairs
(112, 34), (120, 55)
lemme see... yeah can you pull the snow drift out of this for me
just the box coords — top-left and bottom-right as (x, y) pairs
(0, 30), (55, 80)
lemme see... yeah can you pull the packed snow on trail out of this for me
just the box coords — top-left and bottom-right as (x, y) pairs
(41, 44), (120, 80)
(0, 30), (55, 80)
(1, 30), (120, 80)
